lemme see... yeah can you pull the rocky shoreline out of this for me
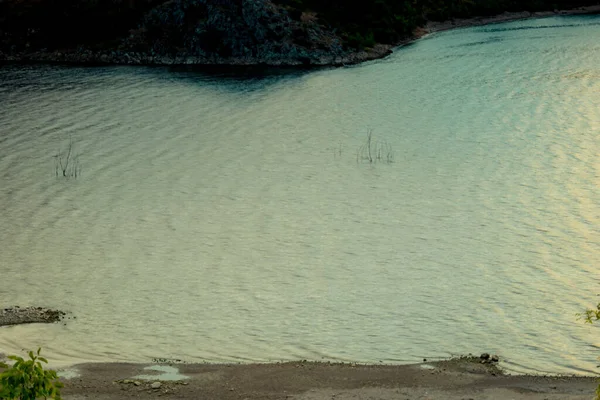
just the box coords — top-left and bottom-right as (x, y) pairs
(1, 5), (598, 67)
(0, 43), (393, 67)
(0, 306), (67, 327)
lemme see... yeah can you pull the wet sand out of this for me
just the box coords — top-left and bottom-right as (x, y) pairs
(54, 358), (598, 400)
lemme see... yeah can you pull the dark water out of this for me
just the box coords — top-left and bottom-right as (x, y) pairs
(0, 15), (599, 374)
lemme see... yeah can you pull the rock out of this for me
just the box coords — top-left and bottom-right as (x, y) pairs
(151, 382), (162, 389)
(0, 307), (67, 327)
(491, 355), (500, 362)
(134, 381), (141, 386)
(480, 353), (490, 360)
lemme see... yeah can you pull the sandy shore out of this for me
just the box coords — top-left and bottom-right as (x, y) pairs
(51, 358), (598, 400)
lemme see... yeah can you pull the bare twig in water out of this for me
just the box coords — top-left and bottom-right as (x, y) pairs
(54, 135), (81, 178)
(357, 130), (394, 165)
(333, 142), (343, 159)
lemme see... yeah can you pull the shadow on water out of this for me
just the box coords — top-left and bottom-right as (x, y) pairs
(165, 64), (322, 92)
(0, 62), (322, 98)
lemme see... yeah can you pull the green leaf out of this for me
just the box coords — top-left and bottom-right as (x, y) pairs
(0, 349), (62, 399)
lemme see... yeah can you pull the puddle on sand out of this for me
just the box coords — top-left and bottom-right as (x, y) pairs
(57, 369), (81, 379)
(133, 365), (189, 381)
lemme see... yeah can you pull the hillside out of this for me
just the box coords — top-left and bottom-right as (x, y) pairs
(0, 0), (598, 66)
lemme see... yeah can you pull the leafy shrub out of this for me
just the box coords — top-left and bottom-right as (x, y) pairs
(0, 348), (63, 400)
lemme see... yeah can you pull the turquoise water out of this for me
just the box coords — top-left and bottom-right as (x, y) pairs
(0, 15), (598, 375)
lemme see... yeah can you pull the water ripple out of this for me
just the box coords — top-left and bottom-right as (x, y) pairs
(0, 15), (599, 375)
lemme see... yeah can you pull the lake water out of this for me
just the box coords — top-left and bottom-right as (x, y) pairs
(0, 15), (599, 375)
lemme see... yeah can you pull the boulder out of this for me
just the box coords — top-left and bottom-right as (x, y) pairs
(151, 382), (162, 389)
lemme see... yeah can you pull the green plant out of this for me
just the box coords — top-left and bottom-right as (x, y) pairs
(581, 303), (600, 324)
(579, 302), (600, 400)
(0, 348), (63, 400)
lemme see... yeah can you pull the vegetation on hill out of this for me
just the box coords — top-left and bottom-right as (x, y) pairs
(0, 0), (598, 58)
(276, 0), (599, 48)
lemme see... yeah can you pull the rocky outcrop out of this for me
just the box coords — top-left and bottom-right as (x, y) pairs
(119, 0), (372, 65)
(0, 307), (66, 327)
